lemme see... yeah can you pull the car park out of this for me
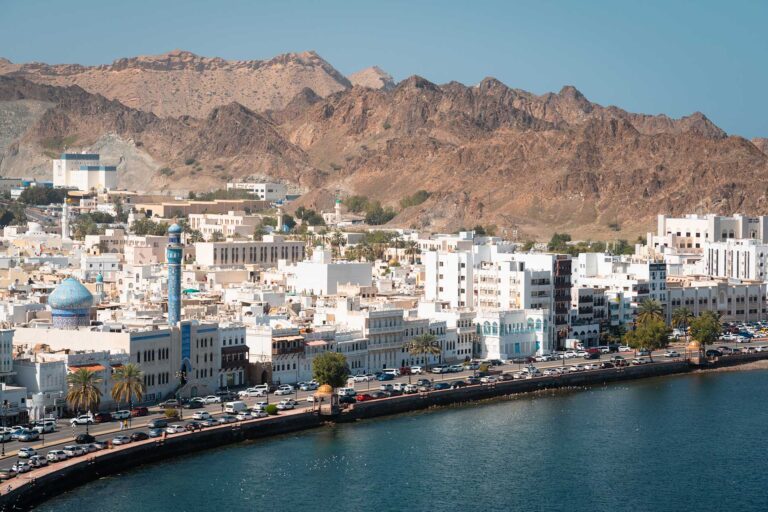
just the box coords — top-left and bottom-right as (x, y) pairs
(112, 435), (132, 445)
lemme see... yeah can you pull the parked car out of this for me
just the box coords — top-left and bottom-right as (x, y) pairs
(431, 365), (450, 374)
(165, 424), (185, 434)
(250, 410), (268, 418)
(376, 373), (394, 381)
(465, 376), (481, 385)
(480, 375), (498, 383)
(486, 359), (504, 367)
(18, 430), (40, 442)
(665, 350), (681, 358)
(93, 412), (113, 423)
(217, 416), (238, 424)
(131, 406), (149, 417)
(17, 447), (37, 459)
(75, 433), (95, 444)
(450, 380), (467, 389)
(112, 410), (131, 420)
(33, 421), (56, 434)
(276, 399), (297, 410)
(618, 346), (632, 352)
(158, 399), (179, 408)
(356, 393), (374, 402)
(448, 364), (464, 373)
(148, 428), (165, 438)
(404, 384), (419, 393)
(379, 383), (394, 392)
(130, 432), (149, 442)
(185, 400), (204, 409)
(63, 445), (85, 457)
(339, 395), (357, 404)
(203, 395), (221, 404)
(352, 374), (372, 382)
(599, 362), (615, 369)
(235, 412), (254, 421)
(252, 401), (269, 412)
(274, 385), (294, 396)
(112, 435), (132, 445)
(299, 381), (319, 391)
(0, 469), (17, 481)
(47, 450), (68, 462)
(11, 461), (30, 474)
(192, 411), (212, 421)
(147, 419), (168, 429)
(410, 366), (424, 374)
(70, 414), (94, 426)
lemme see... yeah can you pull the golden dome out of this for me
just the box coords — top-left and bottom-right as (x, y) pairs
(317, 384), (333, 395)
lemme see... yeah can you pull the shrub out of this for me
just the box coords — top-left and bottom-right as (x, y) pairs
(184, 158), (196, 166)
(164, 408), (179, 419)
(265, 404), (279, 415)
(159, 167), (174, 176)
(383, 120), (391, 130)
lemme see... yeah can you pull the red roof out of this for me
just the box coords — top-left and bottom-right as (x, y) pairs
(68, 364), (106, 372)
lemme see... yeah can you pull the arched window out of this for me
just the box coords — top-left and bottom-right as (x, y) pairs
(527, 318), (534, 330)
(492, 322), (498, 335)
(535, 319), (542, 330)
(483, 321), (490, 335)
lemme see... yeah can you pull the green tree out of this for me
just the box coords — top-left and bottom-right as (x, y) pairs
(624, 316), (671, 360)
(404, 240), (420, 264)
(312, 352), (349, 388)
(130, 218), (169, 236)
(548, 232), (572, 251)
(399, 190), (431, 209)
(66, 368), (102, 433)
(18, 187), (67, 205)
(403, 333), (442, 371)
(689, 311), (722, 358)
(364, 201), (397, 225)
(111, 363), (145, 410)
(343, 195), (370, 213)
(637, 299), (664, 324)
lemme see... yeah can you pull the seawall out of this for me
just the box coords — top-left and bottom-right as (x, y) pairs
(2, 352), (765, 511)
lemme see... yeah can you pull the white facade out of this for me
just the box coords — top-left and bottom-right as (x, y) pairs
(474, 309), (549, 359)
(288, 249), (372, 296)
(188, 211), (261, 241)
(703, 239), (768, 282)
(53, 153), (117, 191)
(226, 182), (286, 202)
(194, 236), (305, 267)
(667, 277), (767, 323)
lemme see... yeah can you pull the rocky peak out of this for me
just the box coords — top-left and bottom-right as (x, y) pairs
(349, 66), (395, 90)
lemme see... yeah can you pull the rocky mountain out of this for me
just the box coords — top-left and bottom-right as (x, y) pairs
(1, 50), (767, 239)
(0, 50), (352, 117)
(348, 66), (395, 91)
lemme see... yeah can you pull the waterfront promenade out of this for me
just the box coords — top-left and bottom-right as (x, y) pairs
(2, 345), (767, 510)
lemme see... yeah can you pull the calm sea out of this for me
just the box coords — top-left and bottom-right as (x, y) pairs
(37, 370), (768, 512)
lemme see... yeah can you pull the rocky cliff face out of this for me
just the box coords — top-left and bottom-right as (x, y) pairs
(1, 51), (767, 239)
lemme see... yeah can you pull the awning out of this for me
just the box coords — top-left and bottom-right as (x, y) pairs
(306, 340), (328, 347)
(273, 335), (304, 342)
(68, 364), (106, 372)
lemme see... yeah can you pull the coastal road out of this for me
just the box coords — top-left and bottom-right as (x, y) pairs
(0, 339), (757, 464)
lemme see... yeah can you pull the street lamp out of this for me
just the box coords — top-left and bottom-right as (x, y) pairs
(1, 400), (7, 457)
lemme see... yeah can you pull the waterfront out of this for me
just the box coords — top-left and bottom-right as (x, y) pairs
(37, 370), (768, 512)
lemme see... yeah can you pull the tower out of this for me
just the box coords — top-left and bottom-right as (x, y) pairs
(166, 223), (183, 325)
(61, 198), (70, 240)
(95, 273), (104, 303)
(334, 198), (342, 225)
(276, 201), (284, 232)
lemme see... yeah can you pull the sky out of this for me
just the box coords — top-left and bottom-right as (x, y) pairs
(2, 0), (766, 138)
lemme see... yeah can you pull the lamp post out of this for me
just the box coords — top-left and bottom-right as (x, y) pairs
(1, 400), (7, 457)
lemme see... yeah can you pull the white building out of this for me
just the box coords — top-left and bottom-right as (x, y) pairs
(474, 309), (550, 359)
(13, 357), (68, 420)
(194, 236), (305, 267)
(226, 182), (286, 202)
(53, 153), (117, 191)
(288, 249), (372, 296)
(188, 211), (262, 241)
(703, 239), (768, 282)
(666, 276), (767, 323)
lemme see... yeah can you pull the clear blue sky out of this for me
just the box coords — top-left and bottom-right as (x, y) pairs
(3, 0), (766, 138)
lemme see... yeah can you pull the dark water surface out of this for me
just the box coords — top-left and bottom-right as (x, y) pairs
(37, 370), (768, 511)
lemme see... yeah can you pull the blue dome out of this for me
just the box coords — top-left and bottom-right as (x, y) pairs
(95, 273), (103, 283)
(49, 278), (93, 310)
(168, 223), (183, 234)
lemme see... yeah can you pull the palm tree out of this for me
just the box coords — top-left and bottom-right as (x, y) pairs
(403, 333), (442, 371)
(66, 368), (103, 434)
(671, 307), (694, 343)
(404, 240), (420, 264)
(330, 231), (345, 258)
(637, 299), (664, 324)
(111, 363), (145, 414)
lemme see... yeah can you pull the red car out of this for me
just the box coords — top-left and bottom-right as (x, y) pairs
(131, 407), (149, 417)
(355, 393), (374, 402)
(399, 366), (412, 375)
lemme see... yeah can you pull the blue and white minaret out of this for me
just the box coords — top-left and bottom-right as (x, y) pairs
(166, 223), (183, 325)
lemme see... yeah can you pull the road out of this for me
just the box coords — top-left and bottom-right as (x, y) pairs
(0, 339), (760, 465)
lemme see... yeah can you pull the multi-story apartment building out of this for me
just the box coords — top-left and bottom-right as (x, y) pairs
(226, 182), (286, 202)
(703, 239), (768, 282)
(194, 236), (305, 267)
(666, 276), (768, 323)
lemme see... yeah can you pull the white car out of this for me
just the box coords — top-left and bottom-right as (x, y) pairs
(28, 455), (48, 468)
(274, 385), (294, 396)
(410, 366), (424, 375)
(480, 375), (498, 383)
(63, 445), (85, 457)
(11, 461), (31, 474)
(665, 350), (681, 358)
(47, 450), (68, 462)
(250, 410), (268, 418)
(165, 424), (186, 434)
(252, 401), (269, 411)
(564, 351), (578, 359)
(112, 435), (132, 445)
(204, 395), (221, 404)
(112, 410), (131, 420)
(306, 395), (318, 403)
(569, 365), (584, 372)
(582, 363), (599, 370)
(299, 381), (319, 391)
(239, 387), (267, 398)
(542, 369), (558, 376)
(33, 421), (56, 434)
(18, 447), (37, 459)
(235, 412), (254, 421)
(352, 374), (371, 383)
(404, 384), (419, 394)
(192, 411), (211, 420)
(276, 399), (296, 410)
(70, 414), (94, 426)
(618, 346), (633, 352)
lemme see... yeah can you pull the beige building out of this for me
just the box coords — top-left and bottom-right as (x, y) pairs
(194, 236), (305, 267)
